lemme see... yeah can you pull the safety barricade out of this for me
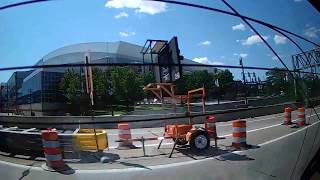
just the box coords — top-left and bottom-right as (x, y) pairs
(283, 107), (292, 125)
(232, 120), (247, 149)
(297, 107), (306, 127)
(41, 129), (66, 171)
(117, 123), (137, 149)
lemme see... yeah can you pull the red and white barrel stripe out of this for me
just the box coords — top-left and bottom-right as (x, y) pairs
(41, 129), (65, 170)
(283, 107), (292, 125)
(297, 107), (306, 127)
(232, 120), (247, 148)
(117, 123), (136, 149)
(205, 115), (217, 138)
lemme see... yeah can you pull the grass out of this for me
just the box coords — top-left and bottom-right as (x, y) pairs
(90, 104), (176, 116)
(91, 110), (126, 116)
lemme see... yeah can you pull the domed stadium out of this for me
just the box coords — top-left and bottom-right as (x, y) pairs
(7, 41), (217, 116)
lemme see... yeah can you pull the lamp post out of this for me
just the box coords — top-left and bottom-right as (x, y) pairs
(0, 85), (3, 112)
(240, 57), (248, 105)
(7, 84), (9, 115)
(29, 89), (33, 116)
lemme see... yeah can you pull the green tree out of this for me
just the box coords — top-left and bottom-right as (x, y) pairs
(213, 69), (234, 98)
(175, 69), (234, 99)
(92, 68), (114, 109)
(60, 69), (89, 115)
(265, 68), (291, 95)
(175, 74), (190, 95)
(214, 69), (234, 89)
(175, 70), (214, 95)
(60, 69), (80, 102)
(140, 71), (156, 99)
(188, 70), (214, 90)
(141, 71), (156, 85)
(92, 68), (107, 97)
(109, 67), (144, 109)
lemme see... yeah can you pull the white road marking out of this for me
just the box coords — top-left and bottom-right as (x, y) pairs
(258, 114), (320, 146)
(108, 113), (319, 149)
(216, 114), (283, 127)
(107, 113), (284, 136)
(107, 107), (320, 136)
(109, 142), (172, 149)
(221, 114), (318, 138)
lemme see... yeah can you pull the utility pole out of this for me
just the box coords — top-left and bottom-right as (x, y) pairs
(292, 57), (298, 100)
(7, 84), (9, 115)
(240, 57), (248, 104)
(0, 85), (3, 112)
(29, 89), (33, 116)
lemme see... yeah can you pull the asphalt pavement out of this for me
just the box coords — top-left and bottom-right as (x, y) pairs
(1, 107), (320, 180)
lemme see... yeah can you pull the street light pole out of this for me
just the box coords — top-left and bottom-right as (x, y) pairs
(240, 57), (248, 105)
(29, 89), (33, 116)
(7, 84), (9, 115)
(0, 85), (3, 112)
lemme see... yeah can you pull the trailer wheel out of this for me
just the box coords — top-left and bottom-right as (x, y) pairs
(190, 130), (210, 151)
(172, 138), (188, 145)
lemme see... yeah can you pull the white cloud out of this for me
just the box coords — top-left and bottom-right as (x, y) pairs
(272, 55), (282, 60)
(240, 53), (248, 58)
(119, 31), (136, 37)
(304, 26), (320, 38)
(198, 41), (211, 46)
(105, 0), (167, 15)
(233, 53), (248, 58)
(193, 57), (210, 64)
(119, 32), (128, 37)
(232, 23), (246, 31)
(192, 57), (224, 65)
(211, 61), (224, 65)
(115, 12), (129, 19)
(241, 35), (269, 45)
(273, 35), (287, 44)
(294, 0), (303, 2)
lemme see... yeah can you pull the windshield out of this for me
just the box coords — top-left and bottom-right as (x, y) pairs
(0, 1), (320, 180)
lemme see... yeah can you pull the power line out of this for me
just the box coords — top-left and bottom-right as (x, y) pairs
(218, 1), (320, 180)
(0, 0), (55, 10)
(149, 0), (319, 47)
(1, 0), (319, 47)
(0, 63), (319, 74)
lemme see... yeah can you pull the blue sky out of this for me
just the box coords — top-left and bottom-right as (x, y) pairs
(0, 0), (320, 82)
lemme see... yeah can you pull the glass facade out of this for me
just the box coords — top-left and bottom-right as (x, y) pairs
(19, 71), (64, 104)
(19, 71), (42, 105)
(41, 71), (65, 103)
(6, 71), (32, 112)
(0, 83), (8, 112)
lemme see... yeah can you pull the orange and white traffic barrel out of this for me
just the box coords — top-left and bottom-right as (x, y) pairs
(117, 123), (137, 149)
(283, 107), (292, 125)
(297, 107), (306, 127)
(232, 120), (247, 148)
(41, 129), (65, 171)
(204, 115), (217, 138)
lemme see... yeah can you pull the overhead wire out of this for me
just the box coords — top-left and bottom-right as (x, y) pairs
(0, 2), (320, 174)
(217, 1), (319, 179)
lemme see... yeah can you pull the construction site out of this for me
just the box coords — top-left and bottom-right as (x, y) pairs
(0, 0), (320, 180)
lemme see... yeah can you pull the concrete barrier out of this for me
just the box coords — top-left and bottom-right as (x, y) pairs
(0, 128), (79, 159)
(0, 102), (299, 130)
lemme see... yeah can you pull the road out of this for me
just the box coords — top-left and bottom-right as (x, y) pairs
(0, 107), (320, 180)
(106, 107), (319, 149)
